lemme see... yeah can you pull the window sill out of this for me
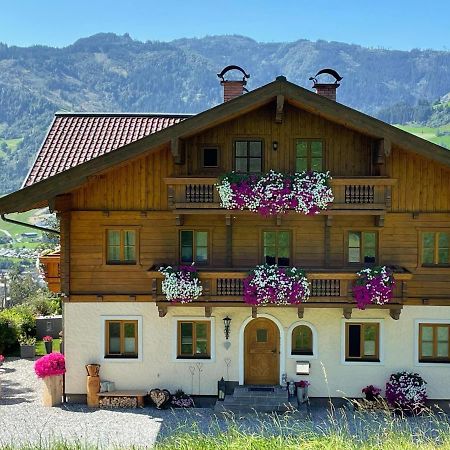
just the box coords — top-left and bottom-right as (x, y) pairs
(102, 355), (142, 363)
(104, 355), (138, 359)
(342, 359), (382, 366)
(288, 353), (316, 360)
(174, 356), (215, 363)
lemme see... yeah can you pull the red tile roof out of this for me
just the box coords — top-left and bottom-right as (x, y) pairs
(24, 113), (191, 187)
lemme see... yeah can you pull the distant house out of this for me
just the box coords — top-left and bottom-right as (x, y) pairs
(1, 67), (450, 404)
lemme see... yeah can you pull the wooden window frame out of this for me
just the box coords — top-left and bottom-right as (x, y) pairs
(199, 145), (221, 171)
(261, 229), (293, 267)
(294, 138), (326, 172)
(291, 324), (313, 356)
(104, 226), (140, 267)
(346, 230), (379, 266)
(233, 139), (264, 174)
(418, 323), (450, 363)
(179, 229), (210, 265)
(177, 320), (211, 359)
(345, 322), (380, 362)
(419, 230), (450, 268)
(105, 320), (138, 359)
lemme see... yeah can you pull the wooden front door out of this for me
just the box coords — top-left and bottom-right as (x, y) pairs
(244, 318), (279, 385)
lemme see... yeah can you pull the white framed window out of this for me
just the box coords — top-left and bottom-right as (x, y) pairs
(101, 316), (143, 362)
(172, 316), (215, 363)
(341, 318), (384, 365)
(415, 319), (450, 367)
(287, 321), (318, 360)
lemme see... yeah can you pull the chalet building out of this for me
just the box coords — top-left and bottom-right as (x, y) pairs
(1, 66), (450, 403)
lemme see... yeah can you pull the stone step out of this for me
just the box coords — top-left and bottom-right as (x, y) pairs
(214, 400), (298, 414)
(232, 386), (288, 399)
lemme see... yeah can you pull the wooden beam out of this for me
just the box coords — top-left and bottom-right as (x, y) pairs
(225, 215), (232, 267)
(252, 307), (257, 318)
(276, 215), (282, 226)
(343, 307), (352, 319)
(171, 138), (185, 164)
(158, 305), (168, 318)
(375, 215), (385, 227)
(175, 215), (184, 226)
(205, 306), (212, 318)
(297, 307), (304, 319)
(324, 215), (332, 267)
(389, 307), (402, 320)
(275, 94), (284, 123)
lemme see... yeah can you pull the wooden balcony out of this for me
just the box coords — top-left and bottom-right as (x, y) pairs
(147, 267), (412, 318)
(164, 177), (396, 214)
(39, 251), (61, 293)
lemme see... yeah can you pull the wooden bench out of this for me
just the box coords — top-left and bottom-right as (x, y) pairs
(97, 390), (147, 408)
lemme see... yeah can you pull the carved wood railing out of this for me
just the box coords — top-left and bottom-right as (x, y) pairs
(164, 177), (397, 212)
(39, 251), (61, 293)
(147, 268), (412, 303)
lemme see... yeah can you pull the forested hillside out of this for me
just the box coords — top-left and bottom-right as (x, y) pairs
(1, 33), (450, 194)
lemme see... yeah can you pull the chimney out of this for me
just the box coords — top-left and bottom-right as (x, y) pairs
(309, 68), (343, 101)
(217, 65), (250, 102)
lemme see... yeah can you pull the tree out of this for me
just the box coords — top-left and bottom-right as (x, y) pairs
(8, 266), (42, 306)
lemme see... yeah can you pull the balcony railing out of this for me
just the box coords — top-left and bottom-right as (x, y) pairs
(164, 177), (396, 212)
(147, 268), (412, 304)
(39, 251), (61, 294)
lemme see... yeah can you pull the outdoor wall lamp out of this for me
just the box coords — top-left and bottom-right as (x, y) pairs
(223, 316), (232, 340)
(272, 140), (278, 151)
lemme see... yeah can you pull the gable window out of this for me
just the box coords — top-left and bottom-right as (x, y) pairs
(295, 140), (324, 172)
(263, 230), (291, 266)
(180, 230), (208, 264)
(105, 320), (138, 358)
(291, 325), (313, 355)
(345, 322), (379, 362)
(419, 323), (450, 362)
(348, 231), (377, 264)
(177, 321), (211, 359)
(202, 147), (219, 168)
(421, 231), (450, 266)
(235, 140), (263, 173)
(106, 230), (137, 265)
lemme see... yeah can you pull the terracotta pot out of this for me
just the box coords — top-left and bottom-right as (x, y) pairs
(85, 364), (100, 377)
(42, 375), (63, 407)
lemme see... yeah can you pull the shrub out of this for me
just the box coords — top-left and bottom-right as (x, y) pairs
(27, 292), (61, 316)
(0, 304), (36, 338)
(0, 316), (17, 353)
(34, 352), (65, 378)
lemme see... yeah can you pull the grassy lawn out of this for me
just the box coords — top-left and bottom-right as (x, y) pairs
(396, 124), (450, 148)
(35, 339), (61, 356)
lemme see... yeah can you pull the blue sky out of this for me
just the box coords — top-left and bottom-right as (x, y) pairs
(1, 0), (449, 50)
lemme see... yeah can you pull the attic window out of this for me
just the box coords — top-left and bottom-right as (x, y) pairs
(202, 147), (219, 168)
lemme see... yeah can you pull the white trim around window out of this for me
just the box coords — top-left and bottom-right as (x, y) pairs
(414, 319), (450, 367)
(100, 315), (143, 363)
(287, 321), (318, 360)
(172, 316), (216, 363)
(340, 318), (384, 366)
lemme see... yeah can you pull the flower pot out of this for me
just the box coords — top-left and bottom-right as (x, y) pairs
(44, 341), (53, 354)
(20, 344), (36, 359)
(42, 374), (63, 406)
(85, 364), (100, 377)
(297, 386), (308, 404)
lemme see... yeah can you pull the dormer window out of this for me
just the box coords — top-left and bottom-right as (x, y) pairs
(295, 140), (324, 172)
(202, 147), (219, 168)
(235, 140), (263, 173)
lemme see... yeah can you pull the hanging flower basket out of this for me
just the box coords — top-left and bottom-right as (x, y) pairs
(352, 266), (396, 310)
(159, 264), (203, 303)
(243, 264), (310, 306)
(216, 170), (334, 216)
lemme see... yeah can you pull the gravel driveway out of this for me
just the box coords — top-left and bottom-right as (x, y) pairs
(0, 358), (314, 448)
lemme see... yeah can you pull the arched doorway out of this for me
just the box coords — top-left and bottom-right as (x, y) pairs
(244, 317), (280, 385)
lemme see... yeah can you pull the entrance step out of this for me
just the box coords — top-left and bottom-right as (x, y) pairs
(214, 385), (298, 414)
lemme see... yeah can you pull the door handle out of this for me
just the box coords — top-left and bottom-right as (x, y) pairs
(271, 349), (277, 353)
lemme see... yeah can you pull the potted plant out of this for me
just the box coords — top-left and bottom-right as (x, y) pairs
(385, 371), (427, 415)
(43, 335), (53, 354)
(170, 389), (195, 408)
(0, 354), (5, 367)
(362, 385), (382, 401)
(159, 264), (203, 303)
(295, 380), (310, 404)
(19, 334), (36, 359)
(34, 352), (66, 406)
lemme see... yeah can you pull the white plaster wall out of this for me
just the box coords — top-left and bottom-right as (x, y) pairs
(64, 303), (450, 399)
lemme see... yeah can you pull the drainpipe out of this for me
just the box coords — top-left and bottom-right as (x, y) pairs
(1, 214), (60, 235)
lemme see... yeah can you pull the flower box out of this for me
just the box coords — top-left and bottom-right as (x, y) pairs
(159, 264), (202, 303)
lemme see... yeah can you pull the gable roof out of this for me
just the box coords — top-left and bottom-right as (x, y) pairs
(1, 76), (450, 214)
(24, 113), (190, 187)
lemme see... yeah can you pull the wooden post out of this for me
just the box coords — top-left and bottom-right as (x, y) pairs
(86, 375), (100, 407)
(324, 216), (332, 267)
(225, 215), (232, 267)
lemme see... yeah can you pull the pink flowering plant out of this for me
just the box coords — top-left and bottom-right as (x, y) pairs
(43, 335), (53, 342)
(295, 380), (310, 388)
(385, 371), (427, 414)
(362, 384), (382, 400)
(352, 265), (396, 310)
(34, 352), (66, 378)
(159, 264), (203, 303)
(0, 355), (5, 365)
(243, 264), (310, 306)
(216, 170), (333, 216)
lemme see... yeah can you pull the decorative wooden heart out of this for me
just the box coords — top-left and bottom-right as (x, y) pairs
(149, 388), (170, 409)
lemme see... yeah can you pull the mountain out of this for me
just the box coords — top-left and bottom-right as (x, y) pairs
(1, 33), (450, 194)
